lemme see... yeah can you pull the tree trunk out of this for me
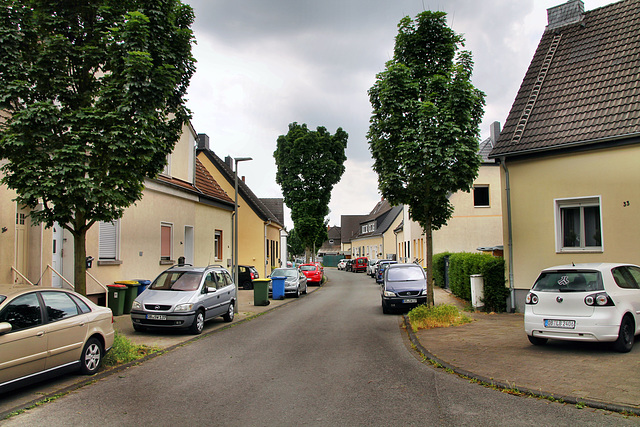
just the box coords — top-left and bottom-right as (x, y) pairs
(73, 229), (88, 296)
(425, 220), (434, 307)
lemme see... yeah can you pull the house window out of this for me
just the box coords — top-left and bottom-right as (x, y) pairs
(161, 223), (173, 261)
(214, 230), (222, 260)
(162, 153), (171, 176)
(474, 185), (490, 207)
(556, 197), (602, 252)
(99, 220), (119, 260)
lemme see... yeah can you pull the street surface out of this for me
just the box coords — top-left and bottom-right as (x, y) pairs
(2, 269), (638, 426)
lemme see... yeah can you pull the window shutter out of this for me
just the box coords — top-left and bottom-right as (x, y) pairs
(99, 221), (118, 260)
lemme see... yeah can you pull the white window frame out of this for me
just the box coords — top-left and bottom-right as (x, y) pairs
(161, 222), (173, 262)
(99, 220), (120, 261)
(554, 196), (603, 253)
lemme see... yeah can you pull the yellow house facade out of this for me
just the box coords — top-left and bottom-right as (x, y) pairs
(399, 133), (504, 267)
(2, 123), (235, 304)
(196, 137), (284, 278)
(350, 203), (403, 261)
(490, 0), (640, 311)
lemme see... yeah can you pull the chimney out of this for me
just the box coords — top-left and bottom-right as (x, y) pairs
(547, 0), (584, 31)
(489, 121), (501, 147)
(197, 133), (209, 150)
(241, 176), (245, 182)
(224, 156), (232, 169)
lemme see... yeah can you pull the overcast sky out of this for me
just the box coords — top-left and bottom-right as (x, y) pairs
(182, 0), (612, 229)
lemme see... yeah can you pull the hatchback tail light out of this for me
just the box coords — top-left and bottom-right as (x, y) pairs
(250, 272), (256, 280)
(525, 292), (538, 305)
(584, 292), (615, 307)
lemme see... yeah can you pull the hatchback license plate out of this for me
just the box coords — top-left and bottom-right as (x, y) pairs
(544, 319), (575, 329)
(403, 298), (418, 304)
(146, 314), (167, 320)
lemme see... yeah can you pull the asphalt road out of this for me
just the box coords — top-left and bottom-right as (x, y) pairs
(2, 270), (638, 426)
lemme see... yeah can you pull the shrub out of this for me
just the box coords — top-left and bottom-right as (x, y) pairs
(432, 252), (451, 288)
(408, 303), (472, 331)
(102, 332), (158, 368)
(444, 252), (508, 312)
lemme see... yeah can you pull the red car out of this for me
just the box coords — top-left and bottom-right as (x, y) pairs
(300, 263), (323, 285)
(352, 257), (368, 273)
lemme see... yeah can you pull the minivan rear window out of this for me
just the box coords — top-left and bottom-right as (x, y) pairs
(532, 270), (603, 292)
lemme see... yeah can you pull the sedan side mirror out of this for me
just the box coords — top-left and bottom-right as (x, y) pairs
(0, 322), (12, 335)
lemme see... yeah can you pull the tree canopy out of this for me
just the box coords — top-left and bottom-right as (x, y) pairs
(367, 11), (485, 305)
(274, 122), (347, 259)
(0, 0), (196, 294)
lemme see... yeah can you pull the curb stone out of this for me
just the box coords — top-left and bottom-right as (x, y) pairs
(402, 314), (640, 417)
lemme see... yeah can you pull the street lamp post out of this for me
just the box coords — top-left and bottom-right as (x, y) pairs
(233, 157), (252, 313)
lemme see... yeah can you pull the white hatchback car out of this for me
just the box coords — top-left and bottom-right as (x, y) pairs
(524, 263), (640, 352)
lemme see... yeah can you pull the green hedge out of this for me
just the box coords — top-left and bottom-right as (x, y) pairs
(435, 252), (509, 312)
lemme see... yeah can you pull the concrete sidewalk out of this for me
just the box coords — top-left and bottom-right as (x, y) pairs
(411, 287), (640, 415)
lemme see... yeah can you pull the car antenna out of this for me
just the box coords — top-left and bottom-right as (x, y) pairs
(572, 262), (575, 266)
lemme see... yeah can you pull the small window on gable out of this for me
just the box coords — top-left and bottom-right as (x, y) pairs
(473, 186), (490, 207)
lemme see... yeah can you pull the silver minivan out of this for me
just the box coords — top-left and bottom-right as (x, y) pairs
(130, 265), (236, 334)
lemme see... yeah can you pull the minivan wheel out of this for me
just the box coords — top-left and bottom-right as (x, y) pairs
(80, 337), (103, 375)
(613, 316), (634, 353)
(223, 302), (235, 322)
(527, 335), (548, 346)
(190, 310), (205, 334)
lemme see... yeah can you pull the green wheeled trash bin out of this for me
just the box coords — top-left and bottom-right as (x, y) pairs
(252, 279), (271, 306)
(115, 280), (140, 314)
(107, 283), (128, 316)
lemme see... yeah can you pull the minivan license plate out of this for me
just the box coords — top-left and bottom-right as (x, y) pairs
(544, 319), (575, 329)
(146, 314), (166, 320)
(403, 298), (418, 304)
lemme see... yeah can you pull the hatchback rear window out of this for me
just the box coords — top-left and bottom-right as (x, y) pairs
(532, 270), (603, 292)
(387, 267), (425, 281)
(300, 266), (316, 271)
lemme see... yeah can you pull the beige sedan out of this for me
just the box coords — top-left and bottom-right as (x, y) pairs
(0, 284), (115, 393)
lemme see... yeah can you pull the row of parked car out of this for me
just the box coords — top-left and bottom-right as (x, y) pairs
(0, 260), (325, 393)
(338, 256), (640, 353)
(338, 257), (428, 315)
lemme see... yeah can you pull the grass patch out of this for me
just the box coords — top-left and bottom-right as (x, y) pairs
(102, 331), (159, 367)
(407, 303), (473, 332)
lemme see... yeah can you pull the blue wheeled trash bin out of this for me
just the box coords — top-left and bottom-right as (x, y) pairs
(271, 276), (286, 300)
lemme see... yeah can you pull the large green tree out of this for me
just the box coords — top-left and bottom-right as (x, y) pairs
(0, 0), (195, 295)
(367, 11), (485, 306)
(274, 123), (347, 261)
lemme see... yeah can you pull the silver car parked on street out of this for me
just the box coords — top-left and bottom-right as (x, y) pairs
(130, 265), (236, 335)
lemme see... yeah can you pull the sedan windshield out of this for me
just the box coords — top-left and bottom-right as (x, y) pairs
(532, 271), (603, 292)
(272, 269), (297, 278)
(387, 267), (425, 282)
(150, 271), (202, 291)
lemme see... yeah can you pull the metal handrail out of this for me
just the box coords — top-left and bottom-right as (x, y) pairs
(45, 264), (74, 290)
(86, 271), (109, 307)
(11, 266), (34, 285)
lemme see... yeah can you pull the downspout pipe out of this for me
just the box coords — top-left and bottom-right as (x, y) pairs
(500, 156), (516, 312)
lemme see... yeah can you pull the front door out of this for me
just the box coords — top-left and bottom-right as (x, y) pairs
(52, 223), (64, 288)
(14, 208), (28, 284)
